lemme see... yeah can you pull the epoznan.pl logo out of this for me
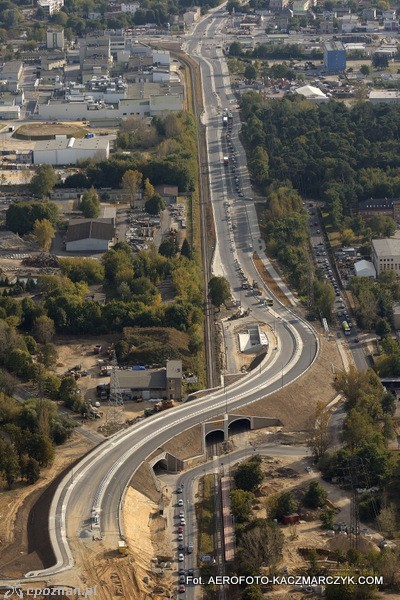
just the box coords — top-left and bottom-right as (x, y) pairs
(3, 585), (23, 599)
(1, 586), (97, 598)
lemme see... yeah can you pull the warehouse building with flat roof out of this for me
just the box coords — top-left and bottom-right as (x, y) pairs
(33, 136), (109, 165)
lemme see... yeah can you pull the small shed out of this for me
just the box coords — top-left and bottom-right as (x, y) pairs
(282, 513), (300, 525)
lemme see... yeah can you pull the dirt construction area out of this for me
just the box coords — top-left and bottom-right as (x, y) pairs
(0, 318), (354, 592)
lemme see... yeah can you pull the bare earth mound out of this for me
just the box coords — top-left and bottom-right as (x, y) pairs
(14, 123), (87, 140)
(233, 335), (343, 431)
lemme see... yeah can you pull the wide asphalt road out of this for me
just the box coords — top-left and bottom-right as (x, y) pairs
(24, 8), (319, 581)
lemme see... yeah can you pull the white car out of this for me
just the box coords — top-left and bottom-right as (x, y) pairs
(178, 499), (184, 507)
(178, 553), (184, 562)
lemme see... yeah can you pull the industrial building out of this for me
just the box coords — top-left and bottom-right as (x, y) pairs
(38, 91), (183, 120)
(369, 90), (400, 104)
(323, 41), (346, 73)
(116, 360), (183, 401)
(33, 137), (110, 166)
(65, 218), (115, 252)
(0, 105), (20, 120)
(371, 238), (400, 275)
(0, 61), (24, 92)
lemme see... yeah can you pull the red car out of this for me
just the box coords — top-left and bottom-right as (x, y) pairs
(178, 525), (184, 533)
(179, 584), (186, 594)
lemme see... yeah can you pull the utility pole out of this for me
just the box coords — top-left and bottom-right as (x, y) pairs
(107, 350), (125, 426)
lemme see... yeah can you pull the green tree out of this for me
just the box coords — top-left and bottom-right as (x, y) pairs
(249, 146), (269, 187)
(268, 491), (298, 520)
(6, 201), (59, 235)
(79, 187), (101, 218)
(159, 237), (179, 258)
(229, 41), (243, 56)
(24, 456), (40, 484)
(307, 401), (330, 461)
(377, 504), (397, 538)
(208, 276), (231, 308)
(314, 279), (335, 321)
(143, 177), (155, 201)
(372, 53), (389, 69)
(145, 193), (166, 215)
(122, 169), (143, 208)
(376, 318), (391, 339)
(2, 443), (20, 489)
(227, 0), (241, 14)
(180, 238), (192, 260)
(342, 409), (380, 450)
(360, 64), (371, 76)
(26, 433), (54, 467)
(7, 349), (33, 381)
(30, 164), (59, 197)
(320, 508), (335, 529)
(59, 258), (105, 284)
(59, 376), (80, 410)
(244, 63), (257, 81)
(40, 372), (61, 399)
(303, 481), (328, 508)
(33, 315), (55, 344)
(241, 585), (264, 600)
(234, 457), (263, 492)
(33, 218), (55, 252)
(37, 343), (58, 369)
(230, 489), (254, 523)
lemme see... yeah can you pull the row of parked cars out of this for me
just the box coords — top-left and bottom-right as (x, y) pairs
(175, 486), (195, 594)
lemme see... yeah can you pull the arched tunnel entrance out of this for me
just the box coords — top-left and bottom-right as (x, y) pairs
(205, 429), (225, 457)
(228, 418), (251, 436)
(153, 458), (168, 473)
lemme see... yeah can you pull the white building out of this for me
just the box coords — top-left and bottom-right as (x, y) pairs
(354, 260), (376, 278)
(0, 105), (20, 120)
(38, 93), (183, 120)
(294, 85), (329, 104)
(46, 28), (64, 50)
(369, 90), (400, 104)
(33, 137), (110, 165)
(65, 219), (115, 252)
(0, 61), (23, 93)
(38, 0), (63, 14)
(152, 50), (171, 66)
(371, 238), (400, 275)
(121, 2), (139, 13)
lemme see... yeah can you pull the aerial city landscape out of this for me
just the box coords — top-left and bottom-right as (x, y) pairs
(0, 0), (400, 597)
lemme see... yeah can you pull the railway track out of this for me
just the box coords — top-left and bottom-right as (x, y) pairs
(173, 51), (218, 389)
